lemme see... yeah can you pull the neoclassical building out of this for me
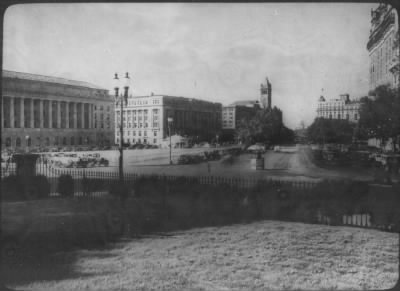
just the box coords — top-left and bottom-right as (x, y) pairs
(316, 94), (361, 123)
(1, 70), (114, 150)
(367, 3), (399, 91)
(115, 94), (221, 146)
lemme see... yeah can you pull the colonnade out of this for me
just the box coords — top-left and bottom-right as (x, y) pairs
(2, 96), (94, 129)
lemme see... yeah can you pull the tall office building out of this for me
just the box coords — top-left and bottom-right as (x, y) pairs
(367, 3), (399, 91)
(115, 95), (221, 146)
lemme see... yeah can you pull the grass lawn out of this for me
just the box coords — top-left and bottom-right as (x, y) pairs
(2, 220), (398, 291)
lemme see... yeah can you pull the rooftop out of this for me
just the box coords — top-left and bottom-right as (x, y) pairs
(229, 100), (260, 107)
(2, 70), (106, 90)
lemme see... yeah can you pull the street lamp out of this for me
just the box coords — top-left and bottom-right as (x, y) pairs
(25, 135), (30, 153)
(113, 72), (131, 183)
(167, 117), (173, 164)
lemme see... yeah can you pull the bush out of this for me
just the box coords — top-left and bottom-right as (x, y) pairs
(31, 175), (51, 199)
(108, 181), (130, 201)
(1, 175), (25, 201)
(58, 174), (74, 197)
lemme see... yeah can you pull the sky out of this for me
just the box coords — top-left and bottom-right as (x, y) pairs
(3, 3), (378, 129)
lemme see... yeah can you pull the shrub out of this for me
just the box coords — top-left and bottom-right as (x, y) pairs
(31, 175), (51, 199)
(109, 181), (130, 201)
(58, 174), (74, 197)
(1, 175), (25, 201)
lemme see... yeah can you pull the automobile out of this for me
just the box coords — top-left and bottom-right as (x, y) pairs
(97, 158), (109, 167)
(135, 144), (145, 150)
(61, 147), (72, 152)
(248, 144), (266, 153)
(49, 147), (59, 152)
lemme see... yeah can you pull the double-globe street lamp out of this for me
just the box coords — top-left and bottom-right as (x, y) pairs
(167, 117), (173, 164)
(113, 72), (131, 183)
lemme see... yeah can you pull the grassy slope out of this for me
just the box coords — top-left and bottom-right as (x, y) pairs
(5, 221), (399, 291)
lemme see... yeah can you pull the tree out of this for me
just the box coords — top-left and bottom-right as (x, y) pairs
(236, 107), (294, 145)
(307, 117), (354, 144)
(359, 85), (400, 151)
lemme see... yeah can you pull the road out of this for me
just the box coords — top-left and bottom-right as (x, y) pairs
(47, 145), (374, 181)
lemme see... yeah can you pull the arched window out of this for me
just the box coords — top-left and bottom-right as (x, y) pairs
(79, 136), (83, 145)
(54, 136), (59, 145)
(26, 137), (31, 147)
(16, 137), (21, 147)
(63, 137), (67, 145)
(70, 136), (75, 145)
(45, 137), (50, 146)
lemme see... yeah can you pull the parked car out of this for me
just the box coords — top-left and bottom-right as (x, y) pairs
(248, 143), (266, 153)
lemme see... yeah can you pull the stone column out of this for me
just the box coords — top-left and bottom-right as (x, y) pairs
(81, 103), (85, 129)
(30, 99), (34, 128)
(10, 97), (14, 128)
(73, 102), (78, 129)
(89, 104), (93, 129)
(49, 100), (53, 129)
(39, 100), (44, 128)
(66, 102), (69, 129)
(20, 98), (25, 128)
(57, 101), (61, 129)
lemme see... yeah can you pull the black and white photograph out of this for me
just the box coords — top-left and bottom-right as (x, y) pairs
(1, 2), (399, 290)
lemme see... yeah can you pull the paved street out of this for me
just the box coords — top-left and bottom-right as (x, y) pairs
(55, 146), (374, 182)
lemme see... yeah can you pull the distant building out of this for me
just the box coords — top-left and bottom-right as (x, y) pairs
(367, 3), (399, 91)
(115, 95), (221, 146)
(222, 103), (259, 130)
(316, 94), (361, 123)
(1, 70), (114, 151)
(260, 77), (272, 109)
(222, 76), (272, 130)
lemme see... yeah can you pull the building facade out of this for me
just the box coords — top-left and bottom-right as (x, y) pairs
(1, 70), (114, 151)
(316, 94), (361, 123)
(367, 3), (399, 91)
(222, 102), (260, 130)
(222, 76), (271, 130)
(115, 95), (221, 146)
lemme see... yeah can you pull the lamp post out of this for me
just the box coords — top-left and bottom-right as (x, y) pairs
(113, 72), (131, 183)
(167, 117), (173, 164)
(25, 135), (30, 153)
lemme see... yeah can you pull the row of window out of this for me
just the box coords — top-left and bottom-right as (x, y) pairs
(94, 105), (111, 111)
(117, 109), (159, 115)
(115, 122), (159, 129)
(3, 135), (93, 147)
(318, 113), (358, 120)
(116, 138), (158, 144)
(117, 130), (158, 137)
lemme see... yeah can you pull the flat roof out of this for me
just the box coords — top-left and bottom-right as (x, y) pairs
(2, 70), (106, 90)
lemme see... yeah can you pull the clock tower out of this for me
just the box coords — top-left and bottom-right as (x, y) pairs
(260, 77), (272, 109)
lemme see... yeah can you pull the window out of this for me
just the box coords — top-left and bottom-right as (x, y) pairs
(138, 131), (141, 136)
(153, 139), (157, 143)
(5, 137), (11, 147)
(354, 114), (358, 120)
(16, 138), (21, 147)
(70, 137), (74, 145)
(144, 131), (147, 137)
(154, 131), (157, 136)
